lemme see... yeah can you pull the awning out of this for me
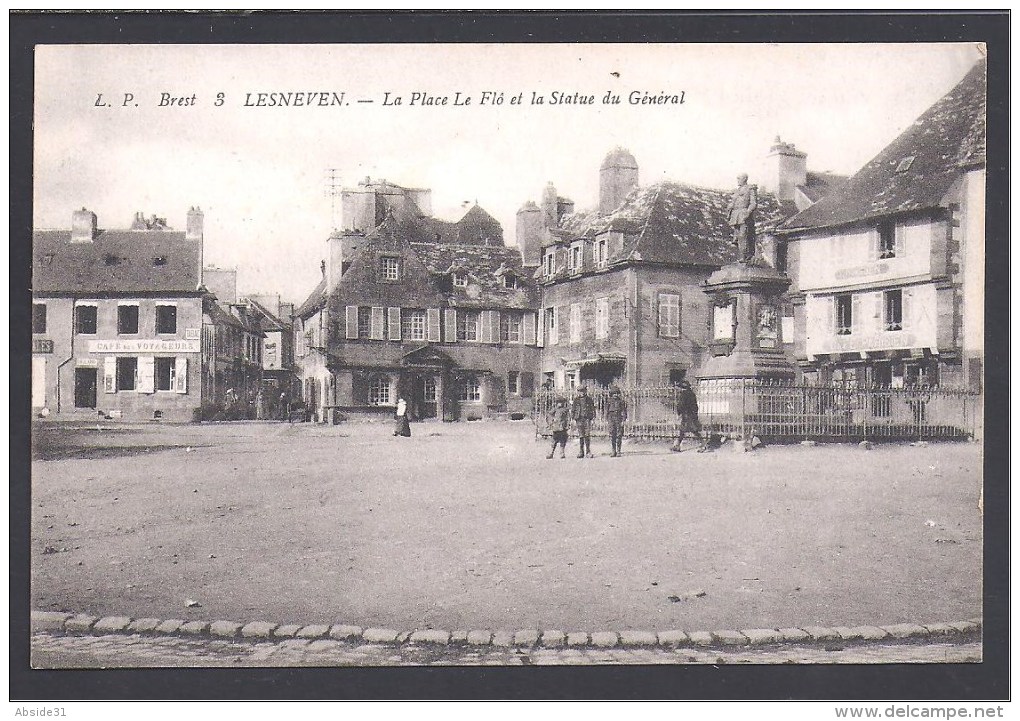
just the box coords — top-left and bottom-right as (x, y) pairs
(563, 353), (627, 368)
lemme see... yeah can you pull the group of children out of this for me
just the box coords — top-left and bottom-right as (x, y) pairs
(546, 381), (706, 459)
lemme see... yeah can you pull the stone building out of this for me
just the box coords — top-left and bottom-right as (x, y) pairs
(525, 149), (796, 390)
(293, 181), (542, 422)
(32, 208), (205, 421)
(780, 59), (986, 392)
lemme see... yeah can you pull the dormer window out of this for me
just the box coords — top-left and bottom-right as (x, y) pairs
(453, 273), (468, 287)
(379, 255), (400, 281)
(568, 242), (584, 272)
(594, 237), (608, 268)
(895, 156), (915, 173)
(503, 274), (518, 289)
(544, 251), (555, 277)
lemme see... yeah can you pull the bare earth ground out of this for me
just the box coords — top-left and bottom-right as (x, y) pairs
(30, 420), (982, 633)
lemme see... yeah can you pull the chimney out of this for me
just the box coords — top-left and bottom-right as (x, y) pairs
(71, 208), (98, 243)
(515, 200), (544, 267)
(186, 206), (204, 241)
(764, 136), (807, 203)
(541, 182), (559, 229)
(130, 211), (148, 230)
(599, 148), (639, 215)
(326, 230), (345, 294)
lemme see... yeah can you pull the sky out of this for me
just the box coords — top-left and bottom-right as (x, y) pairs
(33, 42), (984, 304)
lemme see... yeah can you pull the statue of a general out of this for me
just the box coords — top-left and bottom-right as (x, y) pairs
(727, 173), (758, 263)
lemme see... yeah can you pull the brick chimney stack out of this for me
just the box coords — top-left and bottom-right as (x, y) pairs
(764, 136), (807, 203)
(186, 206), (204, 241)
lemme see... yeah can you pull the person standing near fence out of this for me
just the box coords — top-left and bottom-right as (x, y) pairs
(605, 386), (628, 457)
(546, 398), (570, 459)
(672, 379), (708, 452)
(571, 385), (596, 458)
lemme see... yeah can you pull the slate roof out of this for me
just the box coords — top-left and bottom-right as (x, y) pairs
(557, 181), (791, 267)
(784, 59), (986, 231)
(204, 298), (245, 330)
(797, 171), (849, 204)
(33, 229), (202, 295)
(294, 276), (326, 319)
(410, 242), (540, 309)
(246, 298), (289, 331)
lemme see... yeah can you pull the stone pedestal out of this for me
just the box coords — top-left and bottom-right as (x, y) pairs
(697, 259), (795, 381)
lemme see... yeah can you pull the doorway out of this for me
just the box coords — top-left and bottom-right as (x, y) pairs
(74, 367), (98, 409)
(408, 373), (438, 420)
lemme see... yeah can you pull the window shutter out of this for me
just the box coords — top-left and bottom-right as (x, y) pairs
(520, 371), (535, 398)
(443, 309), (457, 343)
(550, 307), (559, 345)
(104, 356), (117, 393)
(479, 310), (492, 344)
(894, 225), (905, 257)
(851, 294), (862, 335)
(345, 306), (358, 340)
(522, 312), (536, 345)
(873, 292), (884, 333)
(536, 311), (544, 347)
(138, 356), (155, 394)
(175, 357), (188, 393)
(490, 311), (501, 343)
(658, 294), (668, 333)
(370, 307), (385, 340)
(427, 308), (441, 342)
(828, 297), (836, 336)
(387, 307), (401, 340)
(902, 288), (912, 331)
(870, 230), (880, 262)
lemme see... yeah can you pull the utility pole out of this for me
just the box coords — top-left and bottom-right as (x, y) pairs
(324, 168), (342, 230)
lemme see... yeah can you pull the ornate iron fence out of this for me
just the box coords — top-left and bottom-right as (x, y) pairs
(533, 381), (979, 443)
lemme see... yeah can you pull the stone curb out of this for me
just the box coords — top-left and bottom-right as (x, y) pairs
(31, 611), (983, 650)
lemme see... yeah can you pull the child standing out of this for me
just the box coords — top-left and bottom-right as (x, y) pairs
(546, 398), (570, 459)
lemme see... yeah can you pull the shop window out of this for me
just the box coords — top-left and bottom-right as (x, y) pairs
(116, 357), (137, 391)
(118, 305), (139, 334)
(75, 305), (98, 334)
(156, 357), (175, 391)
(368, 375), (391, 405)
(32, 303), (47, 334)
(156, 305), (177, 334)
(884, 290), (903, 331)
(457, 310), (480, 341)
(835, 295), (852, 335)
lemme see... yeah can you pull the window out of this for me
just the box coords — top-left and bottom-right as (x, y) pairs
(895, 156), (915, 173)
(32, 303), (47, 334)
(156, 305), (177, 334)
(153, 256), (167, 266)
(116, 357), (137, 391)
(75, 305), (98, 334)
(775, 239), (788, 273)
(155, 357), (175, 391)
(878, 222), (896, 259)
(458, 376), (481, 402)
(457, 310), (480, 341)
(508, 371), (520, 395)
(669, 368), (688, 386)
(500, 312), (522, 343)
(358, 307), (372, 338)
(453, 273), (468, 288)
(544, 251), (555, 276)
(380, 256), (400, 281)
(423, 377), (437, 403)
(118, 305), (139, 334)
(402, 309), (427, 340)
(884, 289), (903, 331)
(569, 242), (583, 272)
(835, 294), (852, 335)
(658, 293), (680, 338)
(595, 297), (610, 339)
(368, 375), (391, 405)
(595, 238), (608, 268)
(546, 307), (558, 345)
(503, 274), (517, 289)
(569, 304), (582, 343)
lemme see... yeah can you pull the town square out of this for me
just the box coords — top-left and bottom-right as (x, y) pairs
(19, 32), (999, 699)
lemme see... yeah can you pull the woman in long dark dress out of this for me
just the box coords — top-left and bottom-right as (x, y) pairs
(394, 397), (411, 437)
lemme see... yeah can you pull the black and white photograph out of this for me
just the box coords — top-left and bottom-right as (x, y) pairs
(13, 11), (1007, 705)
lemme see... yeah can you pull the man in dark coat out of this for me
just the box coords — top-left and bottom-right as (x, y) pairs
(605, 386), (628, 457)
(546, 398), (570, 459)
(571, 385), (596, 458)
(672, 379), (708, 452)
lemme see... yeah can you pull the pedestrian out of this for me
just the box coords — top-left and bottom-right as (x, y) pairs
(546, 397), (569, 459)
(571, 385), (596, 458)
(605, 386), (628, 457)
(394, 396), (411, 437)
(255, 387), (265, 421)
(279, 391), (289, 422)
(672, 379), (708, 452)
(224, 388), (237, 421)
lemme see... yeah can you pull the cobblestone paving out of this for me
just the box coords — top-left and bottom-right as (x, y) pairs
(31, 632), (981, 667)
